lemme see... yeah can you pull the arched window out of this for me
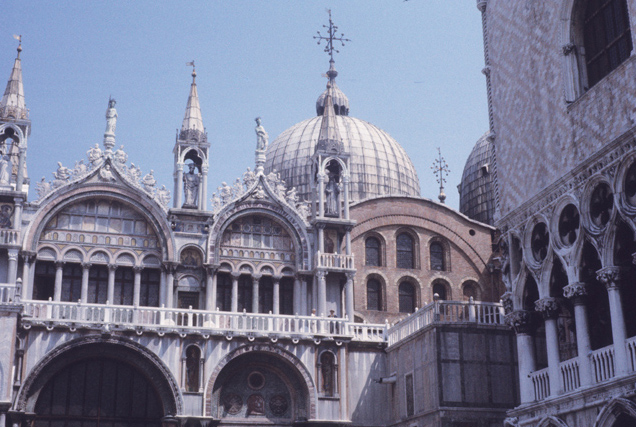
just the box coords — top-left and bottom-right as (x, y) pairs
(366, 278), (382, 311)
(584, 0), (632, 87)
(432, 280), (449, 301)
(365, 237), (381, 267)
(88, 265), (109, 304)
(550, 258), (577, 361)
(462, 280), (479, 301)
(33, 261), (55, 301)
(398, 281), (416, 313)
(396, 233), (414, 269)
(581, 241), (612, 350)
(185, 345), (201, 392)
(216, 273), (232, 312)
(523, 275), (548, 370)
(140, 269), (160, 307)
(319, 352), (336, 396)
(430, 242), (445, 271)
(114, 267), (134, 305)
(61, 264), (82, 302)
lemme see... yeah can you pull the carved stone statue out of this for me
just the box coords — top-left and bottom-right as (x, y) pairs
(36, 177), (51, 199)
(182, 163), (200, 208)
(232, 178), (244, 199)
(0, 151), (11, 185)
(325, 174), (339, 216)
(99, 164), (116, 182)
(156, 185), (170, 207)
(73, 160), (87, 177)
(210, 192), (222, 212)
(141, 170), (156, 193)
(128, 163), (142, 183)
(53, 162), (71, 187)
(219, 182), (232, 203)
(87, 144), (103, 167)
(243, 167), (256, 189)
(296, 201), (309, 219)
(255, 117), (268, 150)
(114, 145), (127, 166)
(105, 98), (117, 135)
(286, 187), (298, 206)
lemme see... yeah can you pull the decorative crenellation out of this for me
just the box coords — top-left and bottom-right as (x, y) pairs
(498, 135), (634, 230)
(209, 166), (311, 221)
(504, 310), (535, 334)
(596, 266), (622, 290)
(534, 297), (559, 320)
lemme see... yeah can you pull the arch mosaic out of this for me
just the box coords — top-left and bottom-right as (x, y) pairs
(15, 334), (183, 416)
(204, 343), (316, 419)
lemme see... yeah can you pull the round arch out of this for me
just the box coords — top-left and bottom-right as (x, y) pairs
(15, 335), (183, 416)
(204, 343), (316, 420)
(23, 186), (175, 261)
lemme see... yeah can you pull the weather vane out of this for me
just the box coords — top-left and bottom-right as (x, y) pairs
(314, 9), (351, 61)
(431, 147), (450, 203)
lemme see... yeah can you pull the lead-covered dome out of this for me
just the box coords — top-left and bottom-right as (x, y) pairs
(265, 63), (420, 203)
(459, 132), (495, 225)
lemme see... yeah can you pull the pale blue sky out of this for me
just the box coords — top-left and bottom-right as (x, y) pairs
(1, 1), (488, 210)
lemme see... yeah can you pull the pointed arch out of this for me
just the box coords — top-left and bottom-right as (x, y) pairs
(595, 397), (636, 427)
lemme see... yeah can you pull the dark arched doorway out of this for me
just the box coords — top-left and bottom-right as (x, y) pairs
(34, 358), (162, 427)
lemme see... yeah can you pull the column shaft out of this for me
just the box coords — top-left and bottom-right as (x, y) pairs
(293, 278), (301, 315)
(133, 268), (142, 306)
(544, 318), (562, 396)
(54, 262), (64, 301)
(231, 274), (239, 312)
(81, 264), (91, 303)
(345, 274), (354, 321)
(607, 287), (629, 375)
(273, 278), (280, 315)
(206, 270), (217, 311)
(107, 264), (117, 304)
(7, 249), (18, 284)
(252, 276), (260, 313)
(517, 333), (537, 404)
(317, 271), (327, 317)
(574, 302), (592, 386)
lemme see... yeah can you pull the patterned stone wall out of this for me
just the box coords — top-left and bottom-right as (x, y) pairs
(485, 0), (636, 222)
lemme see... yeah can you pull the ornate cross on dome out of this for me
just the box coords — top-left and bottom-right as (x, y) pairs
(431, 147), (450, 204)
(314, 9), (351, 61)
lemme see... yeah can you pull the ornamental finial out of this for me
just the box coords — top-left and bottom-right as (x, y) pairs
(314, 10), (351, 63)
(186, 60), (196, 79)
(13, 35), (22, 58)
(431, 147), (450, 203)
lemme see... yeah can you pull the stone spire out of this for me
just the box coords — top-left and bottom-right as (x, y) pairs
(0, 37), (28, 121)
(181, 63), (204, 135)
(316, 80), (344, 154)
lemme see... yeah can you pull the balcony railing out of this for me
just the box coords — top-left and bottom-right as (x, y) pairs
(0, 229), (19, 245)
(559, 358), (580, 393)
(387, 299), (505, 347)
(530, 368), (550, 401)
(0, 283), (16, 304)
(20, 299), (386, 343)
(590, 345), (615, 383)
(315, 252), (355, 270)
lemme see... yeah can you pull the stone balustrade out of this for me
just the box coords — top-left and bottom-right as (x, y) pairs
(0, 228), (19, 245)
(21, 298), (386, 343)
(530, 368), (550, 401)
(386, 299), (506, 347)
(315, 251), (355, 270)
(0, 283), (16, 304)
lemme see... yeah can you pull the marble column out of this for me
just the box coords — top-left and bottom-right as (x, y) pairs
(342, 174), (350, 219)
(316, 270), (327, 317)
(597, 266), (629, 375)
(252, 274), (262, 313)
(231, 272), (240, 312)
(13, 197), (24, 230)
(53, 261), (64, 301)
(506, 310), (536, 404)
(21, 252), (36, 300)
(293, 277), (302, 315)
(175, 162), (184, 208)
(535, 297), (562, 396)
(205, 266), (217, 311)
(133, 266), (142, 306)
(7, 249), (19, 285)
(16, 146), (26, 193)
(165, 263), (176, 308)
(273, 275), (281, 315)
(107, 264), (117, 304)
(81, 263), (91, 303)
(201, 165), (208, 211)
(563, 281), (592, 386)
(345, 272), (355, 321)
(317, 172), (326, 217)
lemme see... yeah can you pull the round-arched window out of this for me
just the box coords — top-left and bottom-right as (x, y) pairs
(398, 281), (416, 313)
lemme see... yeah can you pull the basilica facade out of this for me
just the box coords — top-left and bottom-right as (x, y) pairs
(0, 14), (512, 427)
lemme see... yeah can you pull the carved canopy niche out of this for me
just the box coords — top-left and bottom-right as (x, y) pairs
(39, 199), (160, 251)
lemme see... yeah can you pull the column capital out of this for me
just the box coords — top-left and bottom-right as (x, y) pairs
(534, 297), (559, 320)
(108, 263), (118, 272)
(204, 264), (218, 275)
(272, 274), (282, 283)
(500, 291), (513, 314)
(563, 281), (587, 300)
(345, 272), (355, 281)
(81, 262), (92, 270)
(54, 260), (66, 269)
(7, 249), (19, 261)
(315, 270), (327, 280)
(504, 310), (536, 334)
(596, 266), (623, 290)
(230, 271), (242, 279)
(22, 251), (37, 264)
(252, 274), (263, 282)
(163, 262), (178, 274)
(133, 265), (144, 273)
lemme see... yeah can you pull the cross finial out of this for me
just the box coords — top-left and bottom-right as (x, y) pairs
(186, 60), (196, 79)
(431, 147), (450, 203)
(314, 9), (351, 62)
(13, 34), (22, 57)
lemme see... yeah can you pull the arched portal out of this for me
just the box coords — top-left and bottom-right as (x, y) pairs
(206, 345), (315, 423)
(16, 336), (182, 419)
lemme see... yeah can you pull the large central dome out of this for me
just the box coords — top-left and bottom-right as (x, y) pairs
(264, 62), (420, 203)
